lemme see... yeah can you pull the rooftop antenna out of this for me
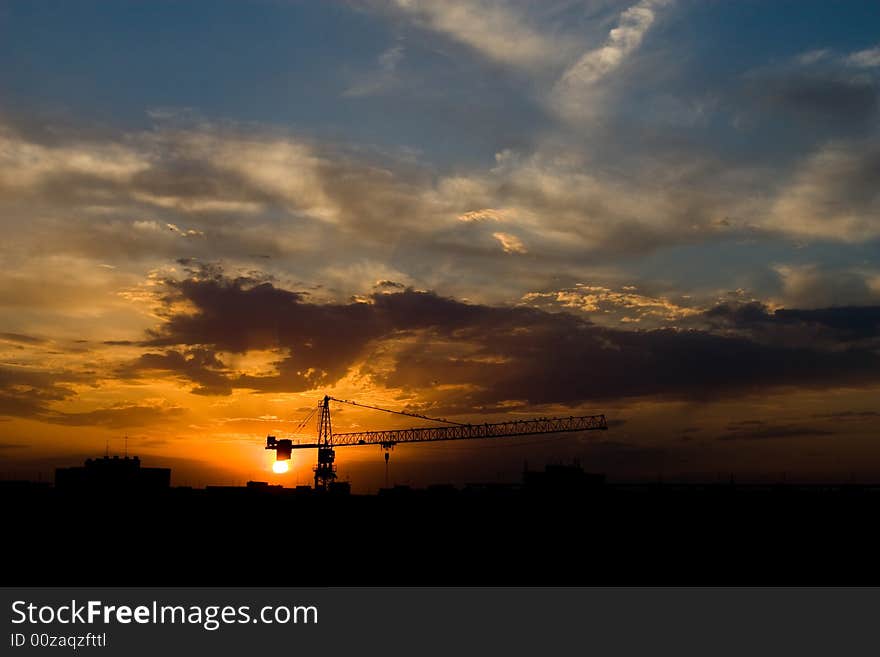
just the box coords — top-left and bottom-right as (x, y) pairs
(124, 435), (128, 458)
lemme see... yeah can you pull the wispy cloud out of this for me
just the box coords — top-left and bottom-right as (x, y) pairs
(389, 0), (572, 71)
(769, 140), (880, 242)
(343, 44), (405, 97)
(552, 0), (672, 121)
(846, 45), (880, 68)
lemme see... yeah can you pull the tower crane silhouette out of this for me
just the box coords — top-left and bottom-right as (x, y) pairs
(265, 395), (608, 490)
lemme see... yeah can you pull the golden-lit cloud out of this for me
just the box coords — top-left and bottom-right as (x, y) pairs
(522, 285), (701, 326)
(492, 232), (527, 254)
(457, 208), (505, 223)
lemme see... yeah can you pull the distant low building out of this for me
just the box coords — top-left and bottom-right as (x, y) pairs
(246, 480), (283, 491)
(55, 455), (170, 492)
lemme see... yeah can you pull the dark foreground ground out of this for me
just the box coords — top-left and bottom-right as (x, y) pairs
(5, 479), (880, 586)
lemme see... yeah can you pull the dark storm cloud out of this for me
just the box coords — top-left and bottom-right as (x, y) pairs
(141, 267), (559, 394)
(145, 272), (388, 392)
(395, 319), (880, 411)
(776, 307), (880, 340)
(136, 269), (880, 412)
(119, 348), (234, 396)
(704, 302), (880, 346)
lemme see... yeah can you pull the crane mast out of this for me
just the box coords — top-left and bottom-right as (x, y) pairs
(265, 395), (608, 490)
(314, 395), (336, 489)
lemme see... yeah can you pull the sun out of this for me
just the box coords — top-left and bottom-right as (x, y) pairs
(272, 461), (289, 474)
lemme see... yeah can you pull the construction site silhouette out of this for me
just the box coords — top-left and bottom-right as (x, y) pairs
(4, 455), (880, 586)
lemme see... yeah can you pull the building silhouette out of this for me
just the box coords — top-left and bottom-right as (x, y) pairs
(55, 455), (170, 491)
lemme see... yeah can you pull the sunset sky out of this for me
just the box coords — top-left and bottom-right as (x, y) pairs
(1, 0), (879, 490)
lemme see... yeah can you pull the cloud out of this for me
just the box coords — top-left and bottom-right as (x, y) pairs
(552, 0), (672, 121)
(0, 127), (148, 192)
(0, 358), (187, 428)
(434, 147), (760, 262)
(389, 0), (571, 72)
(143, 270), (389, 392)
(374, 279), (407, 291)
(0, 106), (876, 338)
(736, 47), (880, 145)
(0, 116), (772, 318)
(559, 0), (668, 86)
(522, 284), (700, 327)
(125, 268), (880, 413)
(0, 365), (79, 418)
(164, 223), (204, 237)
(119, 348), (234, 396)
(0, 119), (460, 300)
(492, 231), (527, 254)
(796, 49), (831, 66)
(703, 301), (880, 349)
(44, 403), (186, 429)
(769, 140), (880, 241)
(760, 75), (878, 126)
(457, 208), (505, 223)
(772, 264), (880, 309)
(343, 44), (405, 97)
(846, 45), (880, 68)
(0, 119), (431, 237)
(0, 332), (47, 345)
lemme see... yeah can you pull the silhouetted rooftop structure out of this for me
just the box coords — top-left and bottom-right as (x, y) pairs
(55, 455), (170, 491)
(246, 480), (283, 491)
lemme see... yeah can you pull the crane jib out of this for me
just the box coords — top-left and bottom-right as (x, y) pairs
(285, 414), (607, 449)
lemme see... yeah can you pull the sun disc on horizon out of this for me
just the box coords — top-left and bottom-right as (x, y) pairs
(272, 461), (289, 474)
